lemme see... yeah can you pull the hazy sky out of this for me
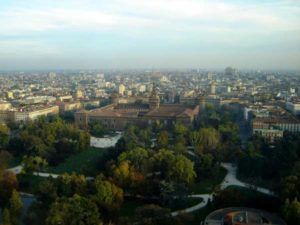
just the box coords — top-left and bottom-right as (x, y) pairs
(0, 0), (299, 70)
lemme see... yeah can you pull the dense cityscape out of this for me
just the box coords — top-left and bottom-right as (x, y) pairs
(0, 68), (299, 225)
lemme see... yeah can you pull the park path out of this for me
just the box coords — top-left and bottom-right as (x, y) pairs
(7, 162), (275, 217)
(7, 165), (94, 180)
(170, 162), (275, 217)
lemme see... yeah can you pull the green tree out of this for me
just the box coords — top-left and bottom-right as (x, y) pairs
(174, 123), (188, 137)
(118, 147), (149, 173)
(197, 127), (220, 154)
(9, 189), (23, 225)
(157, 131), (169, 148)
(282, 198), (300, 224)
(46, 194), (102, 225)
(168, 155), (196, 184)
(89, 121), (106, 137)
(0, 150), (13, 170)
(22, 156), (48, 174)
(2, 207), (11, 225)
(92, 176), (124, 212)
(0, 124), (10, 149)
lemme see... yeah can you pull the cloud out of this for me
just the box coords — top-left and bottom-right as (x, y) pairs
(0, 0), (299, 36)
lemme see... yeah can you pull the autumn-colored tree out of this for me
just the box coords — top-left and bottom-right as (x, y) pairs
(0, 171), (18, 206)
(93, 176), (124, 212)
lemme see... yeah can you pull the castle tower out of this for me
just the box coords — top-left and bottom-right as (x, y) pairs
(210, 81), (216, 95)
(111, 92), (119, 105)
(149, 87), (160, 110)
(198, 95), (206, 111)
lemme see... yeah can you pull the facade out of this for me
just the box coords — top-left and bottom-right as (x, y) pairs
(286, 101), (300, 116)
(75, 89), (203, 130)
(0, 105), (59, 124)
(251, 117), (300, 142)
(59, 101), (82, 114)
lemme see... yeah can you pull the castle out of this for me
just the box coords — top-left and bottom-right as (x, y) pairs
(75, 88), (205, 130)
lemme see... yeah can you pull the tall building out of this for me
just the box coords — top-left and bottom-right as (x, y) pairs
(210, 81), (216, 95)
(118, 84), (126, 95)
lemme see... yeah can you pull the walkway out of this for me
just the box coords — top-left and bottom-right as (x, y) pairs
(170, 163), (275, 217)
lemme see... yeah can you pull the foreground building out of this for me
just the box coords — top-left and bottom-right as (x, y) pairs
(75, 89), (202, 130)
(204, 207), (286, 225)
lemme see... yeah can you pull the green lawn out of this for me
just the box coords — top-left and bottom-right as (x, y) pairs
(45, 147), (107, 176)
(17, 174), (48, 194)
(236, 173), (277, 191)
(120, 199), (146, 217)
(9, 156), (23, 167)
(189, 166), (227, 194)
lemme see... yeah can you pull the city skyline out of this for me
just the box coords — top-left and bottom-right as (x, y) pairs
(0, 0), (300, 70)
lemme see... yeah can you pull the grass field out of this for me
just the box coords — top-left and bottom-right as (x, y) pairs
(189, 166), (227, 194)
(9, 156), (22, 167)
(17, 174), (48, 194)
(236, 173), (277, 191)
(45, 147), (107, 176)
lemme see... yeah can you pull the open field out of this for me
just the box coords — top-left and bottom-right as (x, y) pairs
(45, 147), (107, 176)
(189, 166), (227, 194)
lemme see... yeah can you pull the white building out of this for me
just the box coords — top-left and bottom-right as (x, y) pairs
(286, 101), (300, 116)
(118, 84), (126, 95)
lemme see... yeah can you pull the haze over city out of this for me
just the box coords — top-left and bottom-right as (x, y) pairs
(0, 0), (300, 70)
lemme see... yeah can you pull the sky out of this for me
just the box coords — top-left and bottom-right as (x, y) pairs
(0, 0), (299, 70)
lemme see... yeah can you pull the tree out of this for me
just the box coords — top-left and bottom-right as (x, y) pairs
(92, 176), (124, 212)
(0, 150), (13, 170)
(0, 171), (18, 207)
(111, 160), (143, 188)
(118, 147), (149, 173)
(76, 131), (90, 152)
(281, 175), (300, 201)
(0, 124), (10, 149)
(174, 123), (188, 137)
(22, 156), (48, 174)
(46, 194), (102, 225)
(89, 121), (106, 137)
(157, 131), (169, 148)
(196, 127), (220, 154)
(282, 198), (300, 224)
(189, 131), (201, 151)
(2, 207), (11, 225)
(9, 189), (23, 225)
(167, 155), (196, 184)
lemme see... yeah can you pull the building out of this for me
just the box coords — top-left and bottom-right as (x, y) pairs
(210, 81), (216, 95)
(204, 207), (286, 225)
(57, 95), (73, 102)
(59, 101), (82, 114)
(286, 101), (300, 116)
(118, 84), (126, 95)
(0, 105), (59, 124)
(75, 88), (202, 130)
(74, 90), (84, 99)
(252, 117), (300, 133)
(0, 101), (11, 110)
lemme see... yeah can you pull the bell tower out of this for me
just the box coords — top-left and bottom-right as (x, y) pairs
(149, 86), (160, 110)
